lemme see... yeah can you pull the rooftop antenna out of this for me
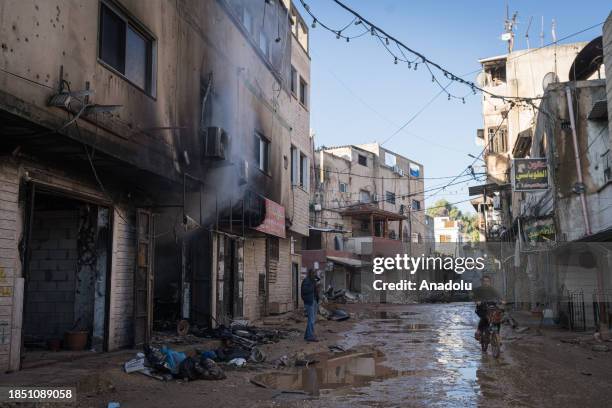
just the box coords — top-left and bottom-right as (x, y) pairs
(552, 19), (558, 76)
(502, 1), (518, 53)
(540, 16), (544, 47)
(525, 16), (533, 49)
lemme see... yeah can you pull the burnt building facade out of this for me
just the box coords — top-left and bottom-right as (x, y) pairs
(0, 0), (311, 371)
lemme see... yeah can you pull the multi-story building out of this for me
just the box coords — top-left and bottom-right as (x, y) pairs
(469, 14), (612, 331)
(0, 0), (311, 371)
(433, 216), (464, 256)
(301, 143), (428, 301)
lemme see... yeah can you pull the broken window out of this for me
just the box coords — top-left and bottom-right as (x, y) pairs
(483, 59), (506, 86)
(358, 154), (367, 167)
(488, 126), (508, 153)
(99, 2), (155, 95)
(385, 191), (396, 204)
(411, 199), (421, 211)
(254, 133), (270, 173)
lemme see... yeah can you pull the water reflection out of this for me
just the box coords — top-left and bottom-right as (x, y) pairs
(252, 350), (407, 396)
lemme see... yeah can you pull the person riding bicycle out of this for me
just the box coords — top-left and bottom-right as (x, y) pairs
(472, 276), (502, 341)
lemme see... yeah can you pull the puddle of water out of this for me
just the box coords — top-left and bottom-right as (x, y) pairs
(252, 350), (411, 396)
(360, 311), (420, 319)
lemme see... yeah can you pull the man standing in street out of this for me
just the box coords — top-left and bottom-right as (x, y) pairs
(301, 269), (320, 342)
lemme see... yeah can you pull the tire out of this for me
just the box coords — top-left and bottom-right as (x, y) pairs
(491, 333), (500, 358)
(480, 330), (489, 352)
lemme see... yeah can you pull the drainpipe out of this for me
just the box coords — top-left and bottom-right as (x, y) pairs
(565, 86), (592, 236)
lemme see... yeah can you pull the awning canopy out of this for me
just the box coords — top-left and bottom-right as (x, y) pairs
(468, 183), (511, 197)
(309, 226), (349, 234)
(341, 204), (406, 221)
(327, 256), (364, 268)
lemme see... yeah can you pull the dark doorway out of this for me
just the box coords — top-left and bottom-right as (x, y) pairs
(292, 262), (300, 309)
(23, 190), (110, 361)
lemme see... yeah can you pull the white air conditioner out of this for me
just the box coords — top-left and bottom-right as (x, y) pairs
(313, 203), (322, 212)
(202, 127), (228, 160)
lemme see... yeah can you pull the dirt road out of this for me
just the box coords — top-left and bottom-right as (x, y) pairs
(1, 302), (611, 407)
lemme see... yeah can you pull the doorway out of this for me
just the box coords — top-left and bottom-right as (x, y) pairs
(22, 190), (111, 365)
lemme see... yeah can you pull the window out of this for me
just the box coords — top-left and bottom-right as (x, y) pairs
(439, 234), (452, 243)
(385, 191), (396, 204)
(411, 199), (421, 210)
(291, 147), (298, 185)
(259, 31), (269, 59)
(358, 154), (367, 167)
(268, 237), (279, 261)
(290, 66), (297, 95)
(99, 2), (155, 95)
(339, 182), (348, 193)
(300, 152), (310, 192)
(299, 76), (308, 106)
(384, 153), (396, 167)
(412, 233), (421, 243)
(488, 126), (507, 153)
(254, 133), (270, 173)
(242, 7), (253, 34)
(290, 147), (309, 191)
(359, 190), (371, 203)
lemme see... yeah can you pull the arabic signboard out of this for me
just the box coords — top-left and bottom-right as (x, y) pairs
(512, 158), (549, 191)
(253, 198), (286, 238)
(522, 217), (556, 245)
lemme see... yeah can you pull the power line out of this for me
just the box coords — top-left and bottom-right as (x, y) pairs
(299, 0), (543, 104)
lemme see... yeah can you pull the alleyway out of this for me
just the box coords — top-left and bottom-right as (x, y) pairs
(254, 303), (612, 408)
(2, 302), (611, 407)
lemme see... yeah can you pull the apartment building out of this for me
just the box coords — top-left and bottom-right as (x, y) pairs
(469, 14), (612, 330)
(301, 143), (428, 302)
(0, 0), (311, 371)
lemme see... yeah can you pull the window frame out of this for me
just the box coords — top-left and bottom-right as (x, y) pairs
(411, 199), (421, 211)
(357, 154), (368, 167)
(290, 66), (298, 96)
(254, 132), (271, 174)
(339, 182), (348, 193)
(97, 0), (157, 98)
(385, 191), (396, 205)
(299, 76), (308, 107)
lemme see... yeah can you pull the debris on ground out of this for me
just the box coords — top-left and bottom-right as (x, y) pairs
(228, 358), (247, 367)
(591, 344), (609, 352)
(123, 344), (226, 382)
(560, 338), (581, 344)
(328, 344), (346, 353)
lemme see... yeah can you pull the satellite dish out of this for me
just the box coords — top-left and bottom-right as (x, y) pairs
(542, 72), (558, 92)
(569, 36), (603, 81)
(476, 71), (488, 87)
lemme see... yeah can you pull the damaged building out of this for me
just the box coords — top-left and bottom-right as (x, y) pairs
(470, 13), (612, 331)
(0, 0), (311, 372)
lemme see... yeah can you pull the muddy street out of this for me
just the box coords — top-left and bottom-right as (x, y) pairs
(254, 302), (612, 408)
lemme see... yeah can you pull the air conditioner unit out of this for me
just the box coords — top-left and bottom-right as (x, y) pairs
(313, 203), (322, 212)
(202, 127), (228, 160)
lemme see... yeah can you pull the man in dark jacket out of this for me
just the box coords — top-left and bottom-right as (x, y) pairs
(301, 269), (320, 342)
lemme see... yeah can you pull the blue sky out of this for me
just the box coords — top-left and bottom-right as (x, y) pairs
(296, 0), (611, 213)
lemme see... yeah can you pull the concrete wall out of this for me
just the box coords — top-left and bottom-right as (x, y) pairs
(0, 160), (22, 371)
(605, 13), (612, 158)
